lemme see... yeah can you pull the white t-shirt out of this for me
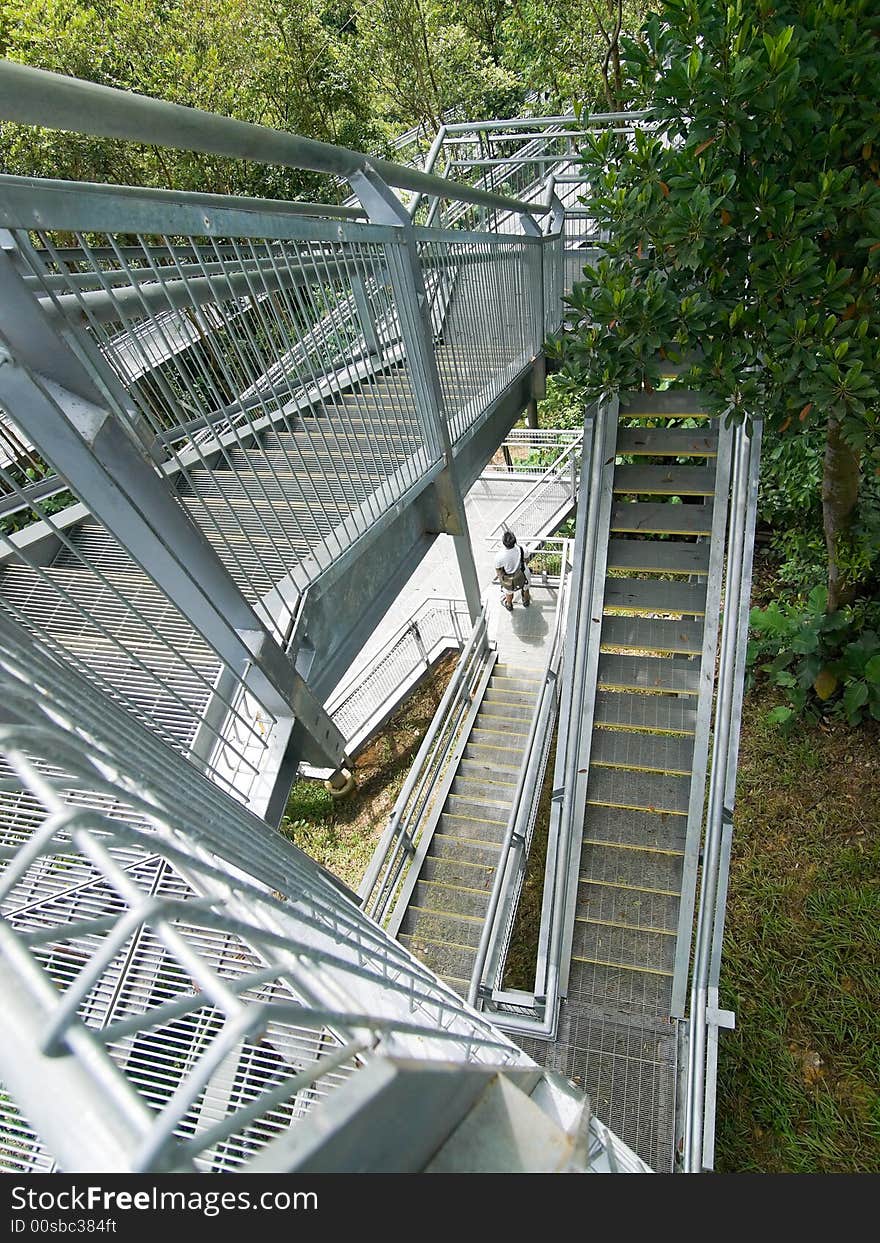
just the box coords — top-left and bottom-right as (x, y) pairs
(494, 543), (530, 582)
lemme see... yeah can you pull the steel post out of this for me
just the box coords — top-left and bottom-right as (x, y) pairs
(0, 244), (350, 773)
(350, 168), (482, 622)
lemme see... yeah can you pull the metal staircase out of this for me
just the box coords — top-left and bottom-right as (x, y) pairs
(395, 660), (544, 993)
(0, 62), (762, 1176)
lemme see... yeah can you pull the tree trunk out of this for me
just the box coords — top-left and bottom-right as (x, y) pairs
(821, 418), (861, 612)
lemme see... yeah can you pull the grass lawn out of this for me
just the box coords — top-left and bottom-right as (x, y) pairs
(715, 681), (880, 1172)
(279, 651), (457, 891)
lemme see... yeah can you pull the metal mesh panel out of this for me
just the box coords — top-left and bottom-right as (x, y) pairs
(13, 212), (445, 629)
(0, 615), (529, 1172)
(418, 234), (541, 443)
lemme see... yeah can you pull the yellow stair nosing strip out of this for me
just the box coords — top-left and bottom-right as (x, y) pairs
(416, 878), (494, 897)
(597, 681), (699, 696)
(582, 838), (685, 857)
(586, 797), (688, 817)
(593, 721), (696, 737)
(571, 954), (674, 977)
(580, 877), (680, 897)
(408, 904), (483, 924)
(443, 809), (508, 826)
(399, 932), (478, 954)
(576, 915), (677, 937)
(592, 758), (691, 776)
(610, 526), (712, 537)
(603, 605), (707, 617)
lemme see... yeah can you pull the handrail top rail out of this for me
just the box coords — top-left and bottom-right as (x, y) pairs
(0, 172), (367, 222)
(0, 60), (548, 218)
(442, 110), (651, 134)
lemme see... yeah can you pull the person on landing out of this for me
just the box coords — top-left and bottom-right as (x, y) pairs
(494, 529), (531, 611)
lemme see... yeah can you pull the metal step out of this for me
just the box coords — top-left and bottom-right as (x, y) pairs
(489, 673), (544, 695)
(477, 701), (534, 724)
(410, 879), (491, 921)
(576, 883), (680, 937)
(429, 833), (503, 868)
(583, 804), (689, 852)
(468, 725), (530, 749)
(462, 743), (525, 771)
(482, 686), (538, 709)
(399, 905), (484, 949)
(590, 729), (695, 776)
(456, 758), (523, 786)
(610, 501), (713, 536)
(613, 465), (716, 496)
(606, 538), (710, 576)
(604, 578), (706, 616)
(398, 932), (477, 983)
(421, 852), (495, 893)
(579, 841), (684, 895)
(434, 812), (506, 846)
(593, 691), (697, 734)
(620, 391), (710, 418)
(569, 919), (675, 976)
(443, 795), (509, 825)
(449, 775), (514, 809)
(565, 958), (673, 1015)
(615, 427), (718, 457)
(586, 767), (690, 816)
(597, 653), (700, 695)
(600, 616), (704, 656)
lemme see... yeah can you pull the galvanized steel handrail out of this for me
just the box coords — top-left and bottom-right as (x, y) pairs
(467, 539), (572, 1008)
(326, 598), (469, 752)
(485, 431), (583, 542)
(0, 60), (547, 218)
(359, 603), (491, 921)
(683, 418), (763, 1172)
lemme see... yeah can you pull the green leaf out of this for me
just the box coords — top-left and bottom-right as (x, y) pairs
(864, 655), (880, 684)
(767, 705), (796, 727)
(843, 681), (869, 718)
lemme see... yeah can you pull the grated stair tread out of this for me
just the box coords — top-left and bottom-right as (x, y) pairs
(610, 502), (713, 536)
(597, 653), (701, 695)
(604, 577), (706, 616)
(586, 767), (691, 817)
(600, 615), (704, 656)
(590, 729), (695, 776)
(593, 690), (696, 734)
(606, 538), (710, 576)
(615, 427), (718, 457)
(613, 465), (716, 496)
(620, 391), (710, 417)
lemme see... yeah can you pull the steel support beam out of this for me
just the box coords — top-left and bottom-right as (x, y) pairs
(0, 243), (349, 772)
(349, 168), (482, 622)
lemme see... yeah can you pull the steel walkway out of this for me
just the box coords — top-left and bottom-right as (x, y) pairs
(0, 66), (758, 1175)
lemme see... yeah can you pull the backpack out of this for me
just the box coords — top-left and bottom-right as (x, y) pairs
(500, 546), (527, 591)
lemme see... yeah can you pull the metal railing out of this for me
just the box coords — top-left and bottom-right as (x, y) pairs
(683, 417), (763, 1172)
(326, 598), (469, 754)
(485, 430), (583, 544)
(0, 62), (569, 805)
(467, 538), (573, 1009)
(0, 611), (529, 1173)
(359, 604), (493, 923)
(482, 401), (611, 1035)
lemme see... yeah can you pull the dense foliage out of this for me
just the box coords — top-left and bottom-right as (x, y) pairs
(552, 0), (880, 610)
(0, 0), (646, 197)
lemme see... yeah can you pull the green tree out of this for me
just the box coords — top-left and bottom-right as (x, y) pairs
(502, 0), (646, 110)
(0, 0), (379, 199)
(554, 0), (880, 610)
(354, 0), (521, 131)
